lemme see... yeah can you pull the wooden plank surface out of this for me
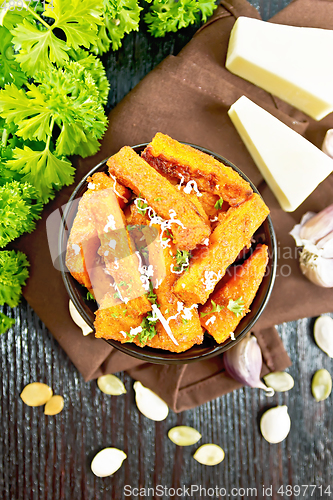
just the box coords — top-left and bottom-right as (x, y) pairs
(2, 1), (333, 499)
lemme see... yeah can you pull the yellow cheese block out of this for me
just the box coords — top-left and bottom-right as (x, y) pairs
(228, 96), (333, 212)
(226, 17), (333, 121)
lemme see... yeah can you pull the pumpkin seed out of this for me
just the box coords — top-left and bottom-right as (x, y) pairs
(20, 383), (53, 407)
(133, 381), (169, 421)
(263, 372), (294, 392)
(314, 316), (333, 358)
(193, 444), (225, 466)
(44, 395), (64, 415)
(260, 406), (291, 444)
(91, 447), (127, 477)
(69, 300), (93, 336)
(312, 369), (332, 402)
(97, 374), (127, 395)
(168, 426), (202, 446)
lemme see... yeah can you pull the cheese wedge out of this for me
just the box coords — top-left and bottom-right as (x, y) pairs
(228, 96), (333, 212)
(226, 17), (333, 121)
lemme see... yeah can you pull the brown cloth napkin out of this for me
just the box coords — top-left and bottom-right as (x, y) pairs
(14, 0), (333, 412)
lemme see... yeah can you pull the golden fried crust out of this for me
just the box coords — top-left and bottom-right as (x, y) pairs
(107, 146), (211, 251)
(87, 188), (150, 310)
(146, 243), (203, 353)
(173, 194), (270, 305)
(142, 132), (253, 206)
(199, 245), (269, 343)
(87, 172), (131, 208)
(66, 172), (130, 288)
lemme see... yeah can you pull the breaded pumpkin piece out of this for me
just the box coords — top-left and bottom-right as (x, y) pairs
(146, 242), (203, 353)
(107, 146), (211, 251)
(142, 132), (253, 206)
(94, 293), (146, 342)
(199, 245), (269, 343)
(87, 188), (151, 313)
(173, 193), (270, 305)
(66, 172), (130, 289)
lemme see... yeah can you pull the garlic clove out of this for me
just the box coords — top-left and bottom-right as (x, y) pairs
(289, 211), (316, 247)
(168, 426), (202, 446)
(299, 203), (333, 244)
(260, 406), (291, 444)
(314, 316), (333, 358)
(193, 444), (225, 466)
(133, 381), (169, 421)
(316, 231), (333, 258)
(223, 334), (274, 396)
(97, 374), (127, 395)
(69, 300), (93, 336)
(322, 129), (333, 159)
(299, 247), (333, 288)
(312, 369), (332, 402)
(91, 448), (127, 477)
(263, 372), (294, 392)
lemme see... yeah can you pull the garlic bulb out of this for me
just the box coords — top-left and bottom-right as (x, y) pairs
(322, 129), (333, 159)
(223, 334), (274, 396)
(290, 203), (333, 288)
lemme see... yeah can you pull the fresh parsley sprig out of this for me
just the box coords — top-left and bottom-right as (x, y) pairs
(144, 0), (217, 38)
(200, 299), (223, 317)
(0, 311), (15, 335)
(227, 297), (246, 318)
(0, 250), (29, 309)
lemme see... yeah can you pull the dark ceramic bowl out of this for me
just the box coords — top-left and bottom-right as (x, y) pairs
(59, 143), (277, 365)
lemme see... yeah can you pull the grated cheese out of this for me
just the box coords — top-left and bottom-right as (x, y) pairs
(205, 315), (216, 326)
(72, 244), (80, 256)
(104, 214), (116, 232)
(109, 174), (128, 202)
(151, 304), (179, 346)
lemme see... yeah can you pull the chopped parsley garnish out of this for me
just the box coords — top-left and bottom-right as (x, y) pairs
(86, 291), (96, 301)
(181, 318), (189, 325)
(227, 297), (245, 317)
(214, 198), (224, 210)
(165, 228), (174, 240)
(137, 198), (148, 216)
(154, 197), (162, 201)
(174, 249), (191, 272)
(147, 281), (158, 305)
(110, 313), (118, 318)
(200, 299), (224, 317)
(113, 292), (121, 299)
(137, 315), (158, 345)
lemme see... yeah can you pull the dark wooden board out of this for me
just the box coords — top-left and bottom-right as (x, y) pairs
(2, 1), (333, 499)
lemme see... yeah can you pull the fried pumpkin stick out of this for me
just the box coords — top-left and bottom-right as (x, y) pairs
(199, 245), (269, 343)
(174, 193), (270, 305)
(86, 188), (151, 317)
(66, 172), (130, 290)
(126, 203), (203, 352)
(142, 132), (253, 207)
(107, 146), (211, 251)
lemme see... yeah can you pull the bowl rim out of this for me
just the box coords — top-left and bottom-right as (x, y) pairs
(59, 142), (277, 365)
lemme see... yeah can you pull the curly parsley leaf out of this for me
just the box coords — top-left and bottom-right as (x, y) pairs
(0, 181), (42, 247)
(145, 0), (217, 38)
(0, 311), (15, 334)
(69, 48), (110, 104)
(0, 26), (27, 88)
(6, 145), (74, 203)
(93, 0), (142, 53)
(0, 250), (29, 308)
(11, 0), (104, 74)
(227, 297), (246, 318)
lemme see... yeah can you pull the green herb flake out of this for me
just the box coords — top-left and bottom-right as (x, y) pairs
(154, 197), (162, 201)
(113, 292), (121, 299)
(227, 297), (245, 318)
(86, 291), (96, 301)
(214, 198), (224, 210)
(137, 198), (148, 216)
(175, 249), (191, 272)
